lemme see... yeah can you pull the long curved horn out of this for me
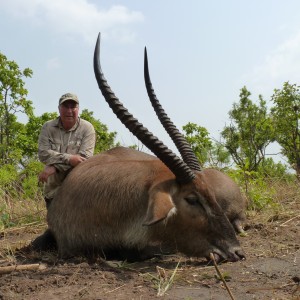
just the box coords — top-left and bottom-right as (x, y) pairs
(144, 48), (201, 172)
(94, 33), (195, 184)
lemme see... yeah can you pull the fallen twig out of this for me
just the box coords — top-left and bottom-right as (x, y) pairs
(280, 214), (300, 227)
(247, 282), (298, 292)
(209, 253), (235, 300)
(105, 284), (126, 294)
(0, 263), (46, 275)
(1, 222), (46, 234)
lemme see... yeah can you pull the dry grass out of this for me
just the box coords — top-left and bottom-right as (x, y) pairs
(0, 185), (45, 231)
(246, 179), (300, 223)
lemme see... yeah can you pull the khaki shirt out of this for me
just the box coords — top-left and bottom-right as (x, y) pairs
(38, 117), (96, 199)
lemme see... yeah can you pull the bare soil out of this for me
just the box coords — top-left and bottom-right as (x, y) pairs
(0, 200), (299, 300)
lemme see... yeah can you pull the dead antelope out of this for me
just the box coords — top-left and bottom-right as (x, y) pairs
(47, 33), (246, 262)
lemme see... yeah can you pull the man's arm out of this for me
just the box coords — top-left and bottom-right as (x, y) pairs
(38, 123), (73, 172)
(38, 165), (57, 183)
(38, 121), (96, 173)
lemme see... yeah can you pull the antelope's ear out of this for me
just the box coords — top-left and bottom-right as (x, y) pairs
(143, 191), (176, 226)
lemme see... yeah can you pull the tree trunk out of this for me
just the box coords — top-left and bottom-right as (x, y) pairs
(295, 159), (300, 181)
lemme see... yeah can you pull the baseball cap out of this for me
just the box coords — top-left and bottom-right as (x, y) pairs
(59, 93), (79, 105)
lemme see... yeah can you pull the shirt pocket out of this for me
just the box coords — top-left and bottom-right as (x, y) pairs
(49, 138), (62, 152)
(67, 137), (82, 154)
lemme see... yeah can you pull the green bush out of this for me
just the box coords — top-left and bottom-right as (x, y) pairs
(19, 160), (44, 199)
(246, 177), (277, 210)
(0, 204), (15, 230)
(257, 158), (293, 180)
(226, 164), (291, 210)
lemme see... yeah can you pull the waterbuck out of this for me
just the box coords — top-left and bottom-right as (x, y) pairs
(47, 34), (246, 262)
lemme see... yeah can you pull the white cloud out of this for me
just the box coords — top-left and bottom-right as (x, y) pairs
(244, 31), (300, 98)
(0, 0), (144, 44)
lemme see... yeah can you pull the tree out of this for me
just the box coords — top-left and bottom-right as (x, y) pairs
(0, 52), (33, 166)
(80, 109), (117, 153)
(182, 122), (231, 169)
(20, 112), (58, 163)
(221, 86), (274, 173)
(182, 122), (212, 167)
(271, 82), (300, 178)
(208, 141), (231, 170)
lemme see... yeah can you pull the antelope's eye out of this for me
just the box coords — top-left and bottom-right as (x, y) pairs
(185, 196), (198, 206)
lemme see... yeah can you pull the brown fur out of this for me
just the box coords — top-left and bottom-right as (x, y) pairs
(200, 169), (247, 233)
(47, 147), (245, 261)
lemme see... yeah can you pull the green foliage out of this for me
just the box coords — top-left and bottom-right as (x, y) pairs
(0, 160), (44, 201)
(80, 109), (117, 153)
(271, 82), (300, 177)
(257, 157), (291, 180)
(0, 164), (19, 230)
(182, 122), (231, 169)
(22, 176), (41, 199)
(0, 164), (18, 195)
(221, 86), (274, 173)
(226, 158), (292, 211)
(0, 52), (34, 166)
(208, 142), (231, 170)
(182, 122), (212, 166)
(226, 168), (275, 210)
(20, 112), (58, 162)
(247, 177), (276, 210)
(0, 209), (15, 230)
(19, 160), (44, 199)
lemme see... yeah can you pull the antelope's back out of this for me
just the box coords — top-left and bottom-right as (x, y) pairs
(49, 146), (171, 211)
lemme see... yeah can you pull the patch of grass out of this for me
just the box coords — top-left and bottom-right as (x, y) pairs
(142, 260), (181, 297)
(0, 187), (45, 231)
(245, 178), (300, 225)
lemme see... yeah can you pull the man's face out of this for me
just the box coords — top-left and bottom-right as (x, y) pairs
(59, 100), (79, 129)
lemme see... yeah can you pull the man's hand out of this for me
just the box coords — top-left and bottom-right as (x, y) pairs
(39, 165), (57, 183)
(69, 154), (86, 167)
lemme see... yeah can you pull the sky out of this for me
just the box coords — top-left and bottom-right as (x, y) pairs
(1, 0), (300, 163)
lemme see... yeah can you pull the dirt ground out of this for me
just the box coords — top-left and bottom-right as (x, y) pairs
(0, 199), (299, 300)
